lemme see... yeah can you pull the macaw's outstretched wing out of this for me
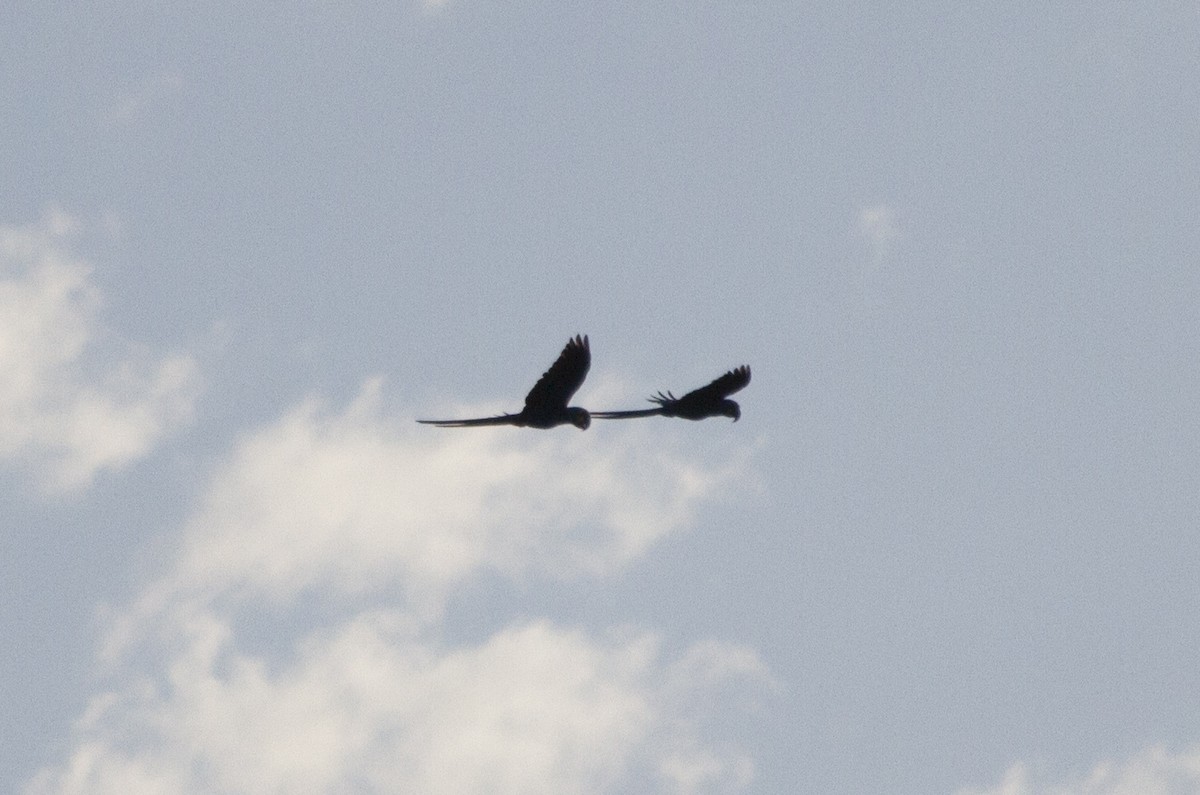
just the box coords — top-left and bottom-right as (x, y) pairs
(416, 414), (519, 428)
(676, 365), (751, 403)
(522, 334), (591, 414)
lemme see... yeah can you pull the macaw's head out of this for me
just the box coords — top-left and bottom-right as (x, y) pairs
(568, 407), (591, 430)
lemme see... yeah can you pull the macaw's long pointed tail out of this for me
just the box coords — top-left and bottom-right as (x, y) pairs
(589, 408), (665, 420)
(416, 414), (520, 427)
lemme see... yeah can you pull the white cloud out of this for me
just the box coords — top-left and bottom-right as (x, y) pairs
(33, 611), (767, 795)
(0, 212), (200, 492)
(958, 745), (1200, 795)
(33, 383), (767, 794)
(101, 378), (742, 659)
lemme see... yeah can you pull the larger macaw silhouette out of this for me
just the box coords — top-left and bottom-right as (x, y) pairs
(592, 365), (751, 422)
(417, 335), (592, 429)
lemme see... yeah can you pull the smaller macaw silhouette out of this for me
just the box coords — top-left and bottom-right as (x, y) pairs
(592, 365), (751, 422)
(417, 335), (592, 430)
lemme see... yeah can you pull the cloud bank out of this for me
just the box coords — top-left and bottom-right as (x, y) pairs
(0, 211), (199, 492)
(31, 380), (768, 794)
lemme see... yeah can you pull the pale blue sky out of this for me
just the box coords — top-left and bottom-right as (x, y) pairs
(4, 3), (1199, 793)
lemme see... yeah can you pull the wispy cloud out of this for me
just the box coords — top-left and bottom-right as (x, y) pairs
(100, 73), (183, 128)
(858, 203), (900, 268)
(957, 744), (1200, 795)
(33, 382), (769, 794)
(0, 211), (200, 492)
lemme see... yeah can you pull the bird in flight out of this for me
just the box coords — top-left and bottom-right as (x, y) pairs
(592, 365), (751, 422)
(417, 335), (593, 429)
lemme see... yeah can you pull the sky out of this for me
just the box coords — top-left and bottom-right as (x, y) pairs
(3, 3), (1200, 793)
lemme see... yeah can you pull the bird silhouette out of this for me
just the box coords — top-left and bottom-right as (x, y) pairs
(417, 335), (592, 429)
(592, 365), (751, 422)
